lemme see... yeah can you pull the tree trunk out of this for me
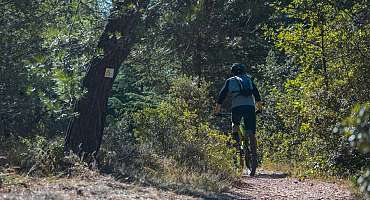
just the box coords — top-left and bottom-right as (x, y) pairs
(64, 1), (148, 155)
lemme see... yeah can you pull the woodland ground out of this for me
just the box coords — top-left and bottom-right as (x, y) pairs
(0, 168), (359, 200)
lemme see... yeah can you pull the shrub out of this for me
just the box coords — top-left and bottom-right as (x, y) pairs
(16, 136), (65, 176)
(0, 135), (98, 178)
(101, 76), (238, 192)
(340, 103), (370, 197)
(133, 101), (236, 191)
(100, 112), (147, 177)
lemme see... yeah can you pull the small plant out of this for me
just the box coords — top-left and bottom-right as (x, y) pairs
(62, 152), (99, 179)
(16, 136), (65, 176)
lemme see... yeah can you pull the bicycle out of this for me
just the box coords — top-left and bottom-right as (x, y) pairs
(215, 112), (258, 176)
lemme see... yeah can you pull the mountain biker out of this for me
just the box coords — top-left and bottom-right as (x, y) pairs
(214, 63), (262, 176)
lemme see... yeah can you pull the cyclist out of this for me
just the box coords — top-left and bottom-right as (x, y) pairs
(214, 63), (262, 176)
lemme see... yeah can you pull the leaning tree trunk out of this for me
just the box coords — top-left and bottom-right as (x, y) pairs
(64, 1), (148, 155)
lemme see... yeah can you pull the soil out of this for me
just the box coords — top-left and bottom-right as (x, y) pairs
(0, 170), (357, 200)
(227, 170), (356, 200)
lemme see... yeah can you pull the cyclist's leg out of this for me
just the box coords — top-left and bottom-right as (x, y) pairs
(231, 106), (243, 149)
(231, 106), (243, 167)
(243, 106), (257, 176)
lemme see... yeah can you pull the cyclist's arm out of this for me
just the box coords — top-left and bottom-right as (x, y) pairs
(252, 81), (261, 102)
(216, 80), (229, 104)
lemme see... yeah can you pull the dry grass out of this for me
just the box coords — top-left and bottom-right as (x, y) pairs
(0, 170), (199, 200)
(140, 158), (236, 194)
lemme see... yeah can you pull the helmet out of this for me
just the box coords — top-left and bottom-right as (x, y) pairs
(231, 63), (246, 75)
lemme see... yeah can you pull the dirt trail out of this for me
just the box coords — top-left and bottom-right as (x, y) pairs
(226, 170), (356, 200)
(0, 170), (357, 200)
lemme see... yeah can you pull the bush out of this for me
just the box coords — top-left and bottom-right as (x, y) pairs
(133, 104), (236, 191)
(100, 112), (147, 177)
(1, 134), (103, 178)
(5, 136), (65, 176)
(134, 101), (235, 174)
(256, 52), (367, 177)
(340, 103), (370, 197)
(101, 76), (238, 192)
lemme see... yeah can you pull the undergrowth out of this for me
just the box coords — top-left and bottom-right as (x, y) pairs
(99, 77), (239, 193)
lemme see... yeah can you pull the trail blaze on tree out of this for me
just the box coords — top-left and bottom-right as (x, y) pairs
(64, 1), (149, 155)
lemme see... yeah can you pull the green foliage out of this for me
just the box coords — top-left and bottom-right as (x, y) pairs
(18, 136), (65, 176)
(102, 77), (237, 191)
(1, 134), (96, 177)
(258, 0), (370, 177)
(135, 101), (234, 174)
(340, 103), (370, 196)
(1, 0), (103, 138)
(137, 77), (235, 181)
(136, 0), (272, 88)
(343, 104), (370, 153)
(100, 112), (144, 175)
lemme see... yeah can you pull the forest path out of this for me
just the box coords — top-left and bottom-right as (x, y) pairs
(0, 169), (357, 200)
(225, 170), (356, 200)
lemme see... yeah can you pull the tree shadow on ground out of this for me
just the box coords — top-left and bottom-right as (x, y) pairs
(110, 171), (245, 200)
(109, 170), (288, 200)
(241, 172), (289, 179)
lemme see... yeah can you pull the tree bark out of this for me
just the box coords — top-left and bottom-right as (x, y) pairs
(64, 1), (148, 155)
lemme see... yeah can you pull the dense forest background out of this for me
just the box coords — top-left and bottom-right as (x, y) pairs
(1, 0), (369, 196)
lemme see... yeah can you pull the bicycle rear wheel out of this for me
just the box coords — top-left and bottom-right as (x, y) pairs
(244, 146), (256, 175)
(243, 134), (257, 176)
